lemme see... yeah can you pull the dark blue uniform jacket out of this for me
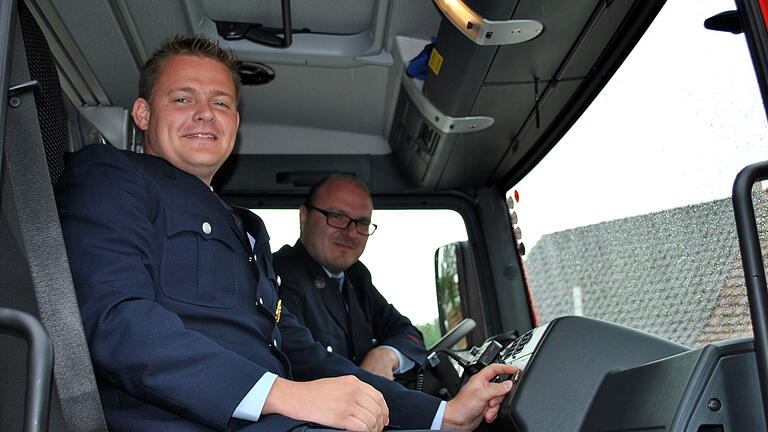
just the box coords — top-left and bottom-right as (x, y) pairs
(55, 144), (439, 431)
(274, 242), (427, 368)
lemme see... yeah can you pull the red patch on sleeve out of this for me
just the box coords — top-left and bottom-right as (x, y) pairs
(407, 334), (422, 345)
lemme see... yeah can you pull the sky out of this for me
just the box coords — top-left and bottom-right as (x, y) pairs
(513, 0), (768, 251)
(260, 0), (768, 326)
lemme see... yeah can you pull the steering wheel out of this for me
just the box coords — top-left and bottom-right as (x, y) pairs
(427, 317), (476, 355)
(418, 318), (476, 398)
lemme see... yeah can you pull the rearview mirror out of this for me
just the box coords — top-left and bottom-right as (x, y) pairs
(434, 241), (484, 348)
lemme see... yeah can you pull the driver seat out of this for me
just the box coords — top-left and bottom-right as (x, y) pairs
(0, 2), (107, 431)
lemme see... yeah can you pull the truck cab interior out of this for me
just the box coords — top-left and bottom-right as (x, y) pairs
(3, 0), (768, 431)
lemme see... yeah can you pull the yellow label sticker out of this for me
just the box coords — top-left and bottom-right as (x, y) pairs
(428, 48), (444, 76)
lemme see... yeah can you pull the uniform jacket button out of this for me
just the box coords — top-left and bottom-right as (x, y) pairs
(201, 222), (212, 235)
(326, 345), (333, 353)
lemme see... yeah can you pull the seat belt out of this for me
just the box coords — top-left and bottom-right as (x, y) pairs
(2, 2), (107, 431)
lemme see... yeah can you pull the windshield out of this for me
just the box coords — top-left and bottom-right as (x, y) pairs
(511, 0), (767, 346)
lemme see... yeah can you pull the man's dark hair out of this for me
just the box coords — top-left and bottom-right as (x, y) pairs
(139, 34), (240, 101)
(304, 173), (370, 207)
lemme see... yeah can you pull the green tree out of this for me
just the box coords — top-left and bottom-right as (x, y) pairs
(416, 318), (442, 348)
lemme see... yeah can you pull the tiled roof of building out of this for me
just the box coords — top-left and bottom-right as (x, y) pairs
(524, 192), (767, 347)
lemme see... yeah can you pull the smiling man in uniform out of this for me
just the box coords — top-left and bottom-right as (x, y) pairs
(56, 34), (517, 432)
(274, 174), (427, 381)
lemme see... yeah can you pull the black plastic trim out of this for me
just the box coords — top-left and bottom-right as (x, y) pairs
(0, 0), (16, 186)
(216, 0), (294, 49)
(704, 10), (743, 34)
(497, 0), (666, 190)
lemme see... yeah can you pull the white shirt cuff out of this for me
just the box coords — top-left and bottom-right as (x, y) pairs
(232, 372), (278, 422)
(431, 400), (447, 429)
(379, 345), (415, 374)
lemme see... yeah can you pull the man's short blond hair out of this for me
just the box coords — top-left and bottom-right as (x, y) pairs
(139, 34), (240, 101)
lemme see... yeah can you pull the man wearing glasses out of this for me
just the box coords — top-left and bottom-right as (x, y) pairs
(274, 174), (427, 381)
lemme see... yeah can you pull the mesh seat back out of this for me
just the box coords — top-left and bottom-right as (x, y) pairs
(0, 2), (107, 431)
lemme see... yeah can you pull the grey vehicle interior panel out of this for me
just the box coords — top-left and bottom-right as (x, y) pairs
(493, 316), (689, 430)
(581, 340), (764, 431)
(40, 0), (443, 158)
(214, 154), (418, 195)
(195, 0), (376, 34)
(480, 316), (763, 431)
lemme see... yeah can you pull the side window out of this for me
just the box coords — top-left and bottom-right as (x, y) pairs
(511, 1), (763, 347)
(257, 208), (469, 347)
(435, 241), (485, 349)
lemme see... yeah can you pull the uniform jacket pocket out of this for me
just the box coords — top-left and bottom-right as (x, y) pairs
(160, 207), (240, 308)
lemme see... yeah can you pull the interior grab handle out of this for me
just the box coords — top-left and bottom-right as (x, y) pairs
(732, 160), (768, 429)
(0, 307), (53, 432)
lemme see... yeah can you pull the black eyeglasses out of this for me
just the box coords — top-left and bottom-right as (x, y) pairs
(306, 205), (378, 236)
